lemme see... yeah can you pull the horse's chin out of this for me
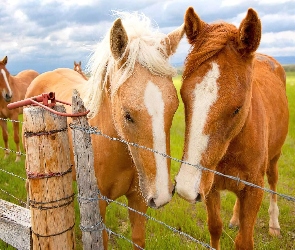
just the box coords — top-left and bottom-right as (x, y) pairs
(148, 200), (169, 209)
(177, 193), (201, 204)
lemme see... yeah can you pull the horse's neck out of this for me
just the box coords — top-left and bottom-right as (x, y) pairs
(81, 72), (88, 80)
(9, 74), (28, 99)
(7, 74), (16, 90)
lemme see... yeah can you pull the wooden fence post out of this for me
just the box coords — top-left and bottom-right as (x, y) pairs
(70, 89), (104, 249)
(23, 105), (76, 250)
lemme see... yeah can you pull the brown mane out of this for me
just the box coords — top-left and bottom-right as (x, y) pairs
(183, 22), (237, 79)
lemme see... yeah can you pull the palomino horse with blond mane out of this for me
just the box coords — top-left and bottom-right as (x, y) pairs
(175, 7), (289, 250)
(73, 60), (88, 80)
(25, 12), (184, 249)
(0, 56), (39, 161)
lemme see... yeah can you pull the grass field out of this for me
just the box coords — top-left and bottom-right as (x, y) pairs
(0, 72), (294, 249)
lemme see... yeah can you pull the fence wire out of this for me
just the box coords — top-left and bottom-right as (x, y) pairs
(0, 117), (27, 206)
(0, 117), (26, 156)
(0, 117), (214, 248)
(0, 117), (22, 123)
(1, 116), (294, 249)
(0, 188), (27, 207)
(69, 124), (295, 203)
(78, 190), (214, 249)
(0, 146), (25, 156)
(0, 167), (26, 181)
(101, 193), (214, 249)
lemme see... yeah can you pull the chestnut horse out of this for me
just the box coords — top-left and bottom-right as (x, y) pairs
(0, 56), (39, 161)
(25, 12), (184, 249)
(175, 7), (289, 250)
(73, 60), (88, 80)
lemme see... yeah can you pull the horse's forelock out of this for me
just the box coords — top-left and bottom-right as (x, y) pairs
(183, 22), (237, 80)
(84, 11), (177, 119)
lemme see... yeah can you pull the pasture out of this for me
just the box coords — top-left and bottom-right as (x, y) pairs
(0, 71), (294, 249)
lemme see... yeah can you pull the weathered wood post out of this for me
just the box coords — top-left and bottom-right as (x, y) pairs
(70, 89), (104, 249)
(23, 105), (76, 249)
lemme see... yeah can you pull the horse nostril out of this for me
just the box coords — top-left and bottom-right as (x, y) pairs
(195, 193), (202, 202)
(5, 93), (12, 101)
(147, 198), (157, 208)
(172, 184), (176, 196)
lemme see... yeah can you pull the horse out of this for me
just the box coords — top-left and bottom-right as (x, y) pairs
(0, 56), (39, 162)
(175, 7), (289, 250)
(25, 12), (184, 249)
(73, 60), (88, 80)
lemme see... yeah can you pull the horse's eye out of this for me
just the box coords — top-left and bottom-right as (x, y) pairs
(233, 107), (241, 116)
(124, 112), (134, 123)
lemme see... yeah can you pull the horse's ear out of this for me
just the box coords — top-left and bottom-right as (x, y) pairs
(184, 7), (206, 44)
(79, 61), (81, 65)
(110, 18), (128, 61)
(165, 24), (185, 57)
(238, 8), (261, 55)
(2, 56), (8, 65)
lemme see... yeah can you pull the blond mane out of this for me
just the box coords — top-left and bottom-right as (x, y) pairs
(84, 11), (177, 119)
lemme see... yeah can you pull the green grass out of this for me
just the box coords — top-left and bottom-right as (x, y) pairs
(1, 72), (295, 249)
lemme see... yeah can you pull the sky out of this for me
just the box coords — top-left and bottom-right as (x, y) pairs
(1, 0), (295, 75)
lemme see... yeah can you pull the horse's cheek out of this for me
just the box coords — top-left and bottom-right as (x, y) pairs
(111, 100), (125, 138)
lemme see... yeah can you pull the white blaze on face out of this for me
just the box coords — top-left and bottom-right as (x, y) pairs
(144, 80), (170, 206)
(1, 69), (12, 98)
(176, 62), (220, 201)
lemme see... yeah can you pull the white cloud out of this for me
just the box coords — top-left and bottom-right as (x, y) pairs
(263, 13), (295, 21)
(1, 0), (294, 74)
(262, 31), (295, 44)
(257, 0), (292, 4)
(40, 0), (96, 6)
(13, 10), (28, 22)
(221, 0), (245, 7)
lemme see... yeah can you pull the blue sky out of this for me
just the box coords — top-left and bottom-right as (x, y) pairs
(1, 0), (295, 75)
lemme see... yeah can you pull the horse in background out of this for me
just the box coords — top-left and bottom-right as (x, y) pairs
(175, 7), (288, 249)
(25, 12), (184, 249)
(74, 61), (88, 80)
(0, 56), (39, 161)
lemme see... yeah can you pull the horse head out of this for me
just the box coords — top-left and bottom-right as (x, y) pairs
(175, 7), (261, 202)
(73, 61), (82, 73)
(85, 14), (184, 208)
(110, 17), (184, 208)
(0, 56), (13, 102)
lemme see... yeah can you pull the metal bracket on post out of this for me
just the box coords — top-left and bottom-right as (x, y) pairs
(7, 92), (90, 117)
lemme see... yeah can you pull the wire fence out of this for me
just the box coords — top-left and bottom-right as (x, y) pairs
(69, 123), (295, 203)
(1, 116), (295, 249)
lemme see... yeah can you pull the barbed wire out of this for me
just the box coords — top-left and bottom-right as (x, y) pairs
(0, 117), (23, 123)
(102, 193), (214, 249)
(78, 190), (213, 249)
(0, 167), (26, 181)
(0, 114), (293, 249)
(0, 188), (27, 207)
(0, 146), (26, 156)
(69, 124), (295, 203)
(106, 227), (145, 250)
